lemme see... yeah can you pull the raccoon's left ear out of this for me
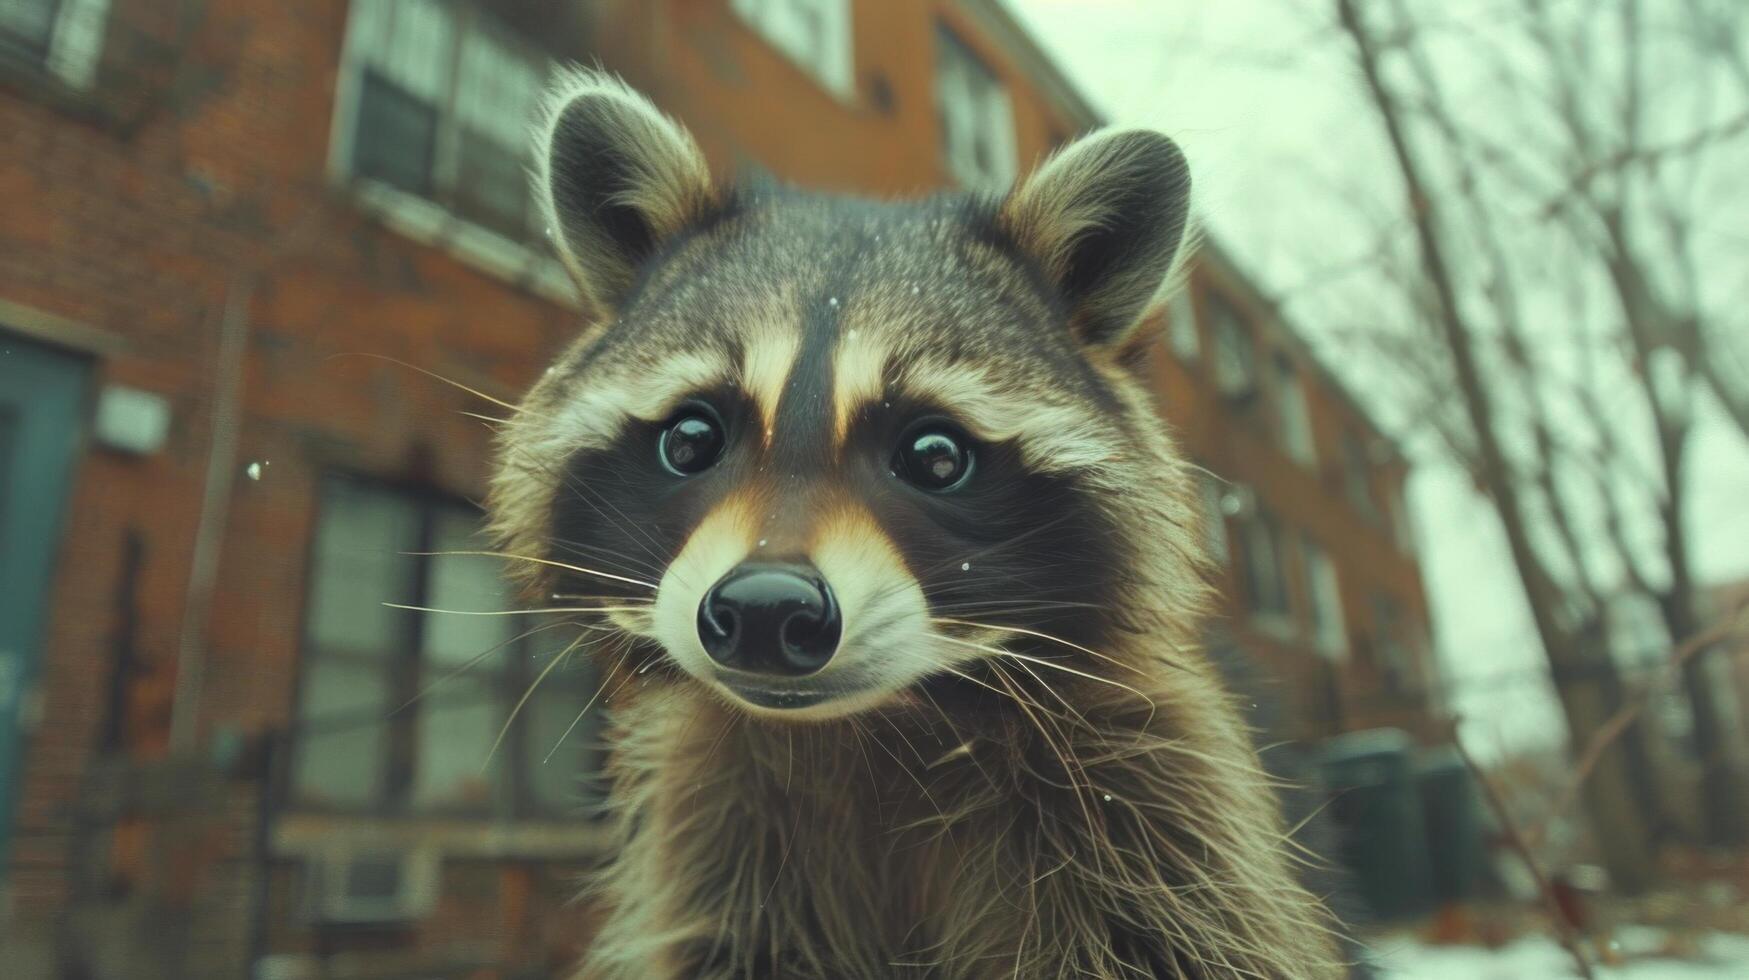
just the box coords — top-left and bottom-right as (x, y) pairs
(537, 70), (718, 316)
(997, 129), (1192, 350)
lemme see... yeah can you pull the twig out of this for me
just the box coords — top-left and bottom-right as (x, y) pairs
(1534, 600), (1749, 845)
(1538, 109), (1749, 218)
(1450, 719), (1597, 979)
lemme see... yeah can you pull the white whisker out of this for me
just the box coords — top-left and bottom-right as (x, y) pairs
(932, 617), (1152, 676)
(485, 629), (590, 769)
(410, 549), (659, 591)
(384, 602), (650, 617)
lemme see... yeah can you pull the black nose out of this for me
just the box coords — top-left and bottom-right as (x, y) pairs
(697, 562), (842, 676)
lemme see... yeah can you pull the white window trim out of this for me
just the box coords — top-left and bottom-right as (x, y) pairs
(1167, 288), (1200, 363)
(326, 1), (578, 309)
(1272, 353), (1317, 466)
(1239, 507), (1293, 626)
(1303, 538), (1347, 659)
(730, 0), (856, 102)
(1209, 298), (1258, 401)
(936, 24), (1018, 193)
(3, 0), (110, 88)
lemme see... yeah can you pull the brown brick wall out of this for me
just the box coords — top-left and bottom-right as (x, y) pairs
(2, 0), (582, 974)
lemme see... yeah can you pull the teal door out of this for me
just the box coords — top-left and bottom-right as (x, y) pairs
(0, 334), (89, 872)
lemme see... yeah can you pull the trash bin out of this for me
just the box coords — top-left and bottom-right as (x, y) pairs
(1318, 729), (1435, 921)
(1414, 747), (1482, 905)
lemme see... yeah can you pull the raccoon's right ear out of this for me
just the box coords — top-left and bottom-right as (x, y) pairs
(997, 128), (1192, 351)
(537, 70), (718, 315)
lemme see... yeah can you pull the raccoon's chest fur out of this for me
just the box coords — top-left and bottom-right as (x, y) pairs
(584, 693), (976, 978)
(575, 676), (1335, 980)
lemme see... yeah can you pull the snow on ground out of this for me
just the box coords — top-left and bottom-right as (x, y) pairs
(1370, 930), (1749, 978)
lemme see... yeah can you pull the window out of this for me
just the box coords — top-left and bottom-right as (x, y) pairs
(1167, 288), (1200, 363)
(1342, 432), (1380, 519)
(1370, 595), (1416, 693)
(1380, 477), (1415, 552)
(1237, 504), (1290, 621)
(1207, 292), (1257, 400)
(0, 0), (108, 87)
(1301, 537), (1346, 658)
(1198, 472), (1230, 565)
(731, 0), (854, 99)
(336, 1), (550, 244)
(293, 478), (600, 817)
(1271, 352), (1316, 465)
(936, 25), (1017, 192)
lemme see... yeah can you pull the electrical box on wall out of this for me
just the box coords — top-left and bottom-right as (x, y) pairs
(93, 384), (171, 455)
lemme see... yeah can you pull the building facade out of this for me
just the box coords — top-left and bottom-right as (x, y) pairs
(0, 1), (1436, 977)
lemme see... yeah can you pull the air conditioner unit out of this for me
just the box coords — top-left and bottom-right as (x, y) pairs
(304, 848), (438, 925)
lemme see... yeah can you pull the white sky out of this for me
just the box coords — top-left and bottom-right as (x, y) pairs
(1005, 0), (1749, 760)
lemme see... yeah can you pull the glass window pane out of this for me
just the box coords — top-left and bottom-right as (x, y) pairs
(1212, 297), (1256, 397)
(377, 0), (454, 99)
(1168, 289), (1200, 362)
(451, 28), (542, 235)
(293, 659), (390, 807)
(1371, 595), (1413, 690)
(423, 509), (515, 672)
(307, 480), (421, 658)
(0, 0), (57, 55)
(525, 673), (606, 815)
(455, 28), (541, 144)
(936, 25), (1015, 191)
(1344, 433), (1379, 518)
(411, 676), (508, 809)
(453, 130), (529, 237)
(1304, 539), (1346, 657)
(733, 0), (853, 98)
(1242, 510), (1289, 616)
(352, 69), (439, 196)
(1273, 355), (1315, 464)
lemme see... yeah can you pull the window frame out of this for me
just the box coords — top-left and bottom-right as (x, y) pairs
(1167, 288), (1201, 364)
(326, 0), (576, 306)
(1270, 351), (1316, 465)
(1197, 471), (1230, 566)
(1341, 431), (1381, 521)
(1300, 535), (1347, 659)
(1368, 594), (1417, 694)
(730, 0), (855, 100)
(0, 0), (108, 89)
(290, 474), (601, 821)
(1379, 475), (1415, 554)
(1237, 502), (1293, 629)
(934, 21), (1018, 192)
(1207, 291), (1258, 401)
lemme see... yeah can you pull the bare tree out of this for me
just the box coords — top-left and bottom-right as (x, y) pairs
(1518, 0), (1749, 845)
(1325, 0), (1749, 889)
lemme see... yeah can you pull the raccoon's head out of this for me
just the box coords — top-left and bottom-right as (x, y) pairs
(491, 73), (1204, 721)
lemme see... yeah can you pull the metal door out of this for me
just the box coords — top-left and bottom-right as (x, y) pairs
(0, 333), (89, 871)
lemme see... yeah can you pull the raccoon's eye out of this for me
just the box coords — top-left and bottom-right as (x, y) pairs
(659, 408), (725, 475)
(893, 422), (975, 492)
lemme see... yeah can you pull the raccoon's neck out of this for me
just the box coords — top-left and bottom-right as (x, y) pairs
(593, 666), (1336, 978)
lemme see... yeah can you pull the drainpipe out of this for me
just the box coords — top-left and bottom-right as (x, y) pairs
(168, 275), (252, 753)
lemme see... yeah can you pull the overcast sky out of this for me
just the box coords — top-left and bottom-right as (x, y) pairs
(1005, 0), (1749, 760)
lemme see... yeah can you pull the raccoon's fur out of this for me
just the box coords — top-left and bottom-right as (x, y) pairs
(490, 71), (1341, 979)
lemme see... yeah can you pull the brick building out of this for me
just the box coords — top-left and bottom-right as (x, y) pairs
(0, 1), (1436, 977)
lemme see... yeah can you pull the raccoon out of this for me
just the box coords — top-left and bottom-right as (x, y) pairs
(490, 72), (1341, 979)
